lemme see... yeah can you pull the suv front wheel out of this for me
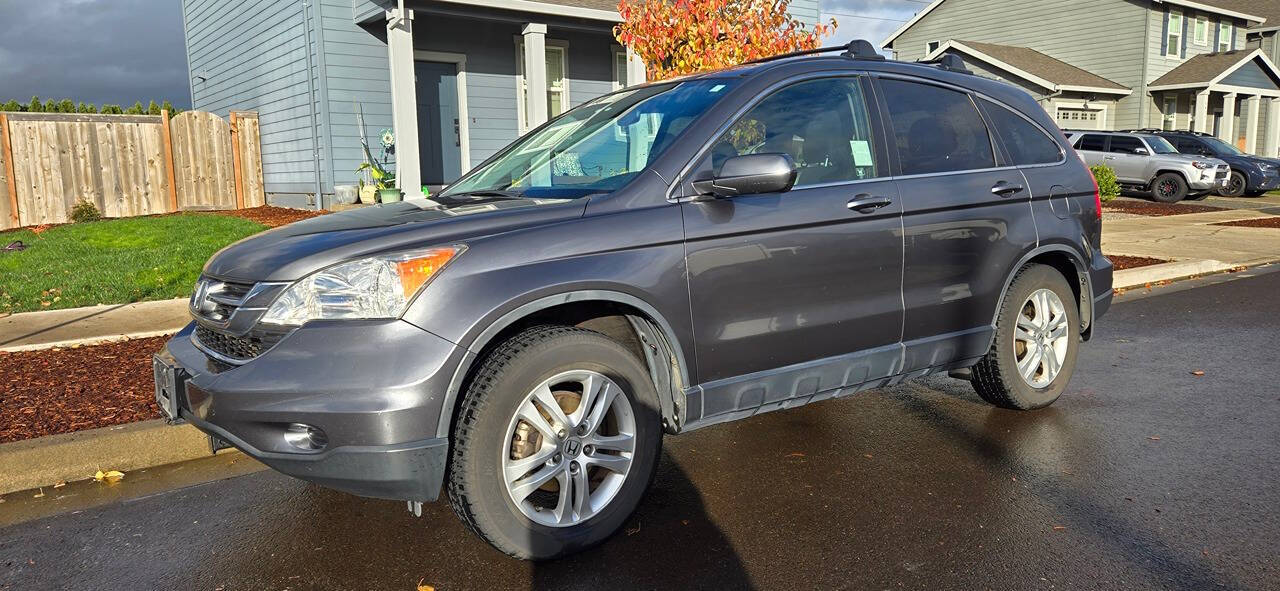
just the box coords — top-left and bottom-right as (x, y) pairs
(1151, 172), (1188, 203)
(971, 264), (1080, 410)
(447, 325), (662, 560)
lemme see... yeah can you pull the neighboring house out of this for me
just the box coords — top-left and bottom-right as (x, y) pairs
(183, 0), (820, 205)
(882, 0), (1280, 157)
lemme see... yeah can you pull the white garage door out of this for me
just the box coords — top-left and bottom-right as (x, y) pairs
(1055, 107), (1104, 130)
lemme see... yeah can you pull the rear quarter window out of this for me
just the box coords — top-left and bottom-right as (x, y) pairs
(978, 98), (1062, 166)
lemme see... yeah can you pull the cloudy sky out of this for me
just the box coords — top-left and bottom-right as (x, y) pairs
(0, 0), (922, 109)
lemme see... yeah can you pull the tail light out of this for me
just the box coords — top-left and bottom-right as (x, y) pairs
(1088, 169), (1102, 221)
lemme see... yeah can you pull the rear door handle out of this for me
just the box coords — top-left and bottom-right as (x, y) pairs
(991, 181), (1024, 197)
(847, 194), (892, 213)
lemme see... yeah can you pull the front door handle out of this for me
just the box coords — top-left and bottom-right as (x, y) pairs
(991, 181), (1025, 197)
(847, 194), (892, 213)
(1103, 155), (1118, 160)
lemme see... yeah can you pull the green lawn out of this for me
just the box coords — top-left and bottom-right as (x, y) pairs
(0, 214), (267, 314)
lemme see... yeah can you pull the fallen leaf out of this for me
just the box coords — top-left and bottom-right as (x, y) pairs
(786, 452), (805, 458)
(1147, 436), (1161, 441)
(1190, 370), (1205, 376)
(416, 579), (435, 591)
(1052, 525), (1066, 531)
(94, 469), (125, 483)
(863, 453), (873, 459)
(626, 521), (642, 535)
(32, 489), (44, 498)
(52, 481), (66, 488)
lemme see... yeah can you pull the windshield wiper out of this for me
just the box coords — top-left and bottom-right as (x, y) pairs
(442, 189), (526, 199)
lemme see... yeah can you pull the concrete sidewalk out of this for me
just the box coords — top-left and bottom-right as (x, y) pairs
(1102, 199), (1280, 289)
(0, 298), (190, 352)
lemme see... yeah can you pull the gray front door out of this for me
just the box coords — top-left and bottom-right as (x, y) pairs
(416, 61), (462, 187)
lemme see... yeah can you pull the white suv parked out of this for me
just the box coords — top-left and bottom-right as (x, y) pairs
(1067, 131), (1229, 202)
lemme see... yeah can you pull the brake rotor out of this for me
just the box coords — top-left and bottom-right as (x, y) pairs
(511, 389), (582, 492)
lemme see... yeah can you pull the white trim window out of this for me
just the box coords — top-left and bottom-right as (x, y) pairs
(515, 40), (569, 132)
(926, 40), (940, 55)
(1218, 21), (1232, 52)
(1166, 11), (1182, 57)
(612, 49), (628, 91)
(1163, 96), (1178, 130)
(1193, 16), (1207, 45)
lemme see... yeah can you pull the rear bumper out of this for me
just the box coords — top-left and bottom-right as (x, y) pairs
(158, 319), (466, 502)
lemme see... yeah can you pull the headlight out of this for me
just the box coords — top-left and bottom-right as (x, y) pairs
(1259, 162), (1278, 173)
(1191, 160), (1214, 170)
(261, 245), (464, 326)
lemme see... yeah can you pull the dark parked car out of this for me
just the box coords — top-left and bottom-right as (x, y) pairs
(1131, 129), (1280, 197)
(153, 41), (1113, 560)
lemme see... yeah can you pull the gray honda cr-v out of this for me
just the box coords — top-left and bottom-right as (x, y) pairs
(154, 41), (1113, 560)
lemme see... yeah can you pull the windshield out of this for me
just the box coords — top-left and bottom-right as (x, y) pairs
(441, 80), (736, 199)
(1145, 136), (1178, 154)
(1200, 136), (1243, 155)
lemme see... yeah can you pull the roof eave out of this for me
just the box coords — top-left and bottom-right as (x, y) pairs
(926, 41), (1131, 96)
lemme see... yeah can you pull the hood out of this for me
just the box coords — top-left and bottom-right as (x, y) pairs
(1228, 154), (1280, 168)
(203, 196), (587, 282)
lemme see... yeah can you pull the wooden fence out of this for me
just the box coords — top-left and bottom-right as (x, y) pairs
(0, 110), (264, 230)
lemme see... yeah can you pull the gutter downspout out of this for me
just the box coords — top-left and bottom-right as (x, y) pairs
(1138, 7), (1152, 128)
(302, 0), (324, 210)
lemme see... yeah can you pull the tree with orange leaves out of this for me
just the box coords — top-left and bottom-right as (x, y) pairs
(614, 0), (836, 81)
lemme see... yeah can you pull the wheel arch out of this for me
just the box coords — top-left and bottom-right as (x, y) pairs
(440, 290), (693, 440)
(989, 245), (1094, 347)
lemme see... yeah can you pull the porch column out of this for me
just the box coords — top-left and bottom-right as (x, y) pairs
(1193, 90), (1210, 133)
(522, 23), (549, 129)
(1244, 95), (1261, 154)
(1267, 98), (1280, 158)
(625, 46), (647, 86)
(387, 8), (422, 197)
(1218, 92), (1237, 144)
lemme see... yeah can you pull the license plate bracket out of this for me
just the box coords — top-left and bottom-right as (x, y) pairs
(153, 353), (188, 425)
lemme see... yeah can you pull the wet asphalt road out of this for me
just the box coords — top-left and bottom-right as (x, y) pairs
(2, 270), (1279, 590)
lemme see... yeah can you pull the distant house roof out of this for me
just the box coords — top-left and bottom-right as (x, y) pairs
(882, 0), (1268, 49)
(928, 40), (1131, 95)
(1148, 48), (1280, 90)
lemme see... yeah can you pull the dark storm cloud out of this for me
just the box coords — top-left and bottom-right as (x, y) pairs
(0, 0), (190, 108)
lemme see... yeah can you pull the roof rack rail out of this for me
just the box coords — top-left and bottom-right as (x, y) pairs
(1120, 128), (1215, 137)
(916, 53), (971, 74)
(744, 39), (886, 65)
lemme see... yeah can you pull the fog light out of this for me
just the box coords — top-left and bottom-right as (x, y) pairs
(283, 423), (327, 451)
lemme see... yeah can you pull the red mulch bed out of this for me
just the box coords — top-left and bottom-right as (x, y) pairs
(1107, 254), (1169, 270)
(0, 336), (168, 444)
(1102, 200), (1226, 216)
(214, 206), (328, 228)
(1213, 217), (1280, 229)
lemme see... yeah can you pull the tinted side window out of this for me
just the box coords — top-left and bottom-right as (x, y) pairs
(979, 98), (1062, 165)
(1108, 136), (1145, 154)
(880, 79), (996, 175)
(702, 77), (880, 187)
(1176, 138), (1207, 155)
(1075, 134), (1106, 151)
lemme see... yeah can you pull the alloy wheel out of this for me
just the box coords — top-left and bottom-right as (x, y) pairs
(1012, 288), (1070, 389)
(501, 370), (636, 528)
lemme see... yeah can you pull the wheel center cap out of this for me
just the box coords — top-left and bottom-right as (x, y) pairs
(563, 438), (582, 458)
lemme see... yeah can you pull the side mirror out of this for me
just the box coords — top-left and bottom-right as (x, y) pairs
(691, 153), (798, 199)
(1134, 147), (1149, 156)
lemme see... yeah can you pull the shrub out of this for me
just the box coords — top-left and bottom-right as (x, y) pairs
(70, 200), (103, 223)
(1090, 164), (1120, 202)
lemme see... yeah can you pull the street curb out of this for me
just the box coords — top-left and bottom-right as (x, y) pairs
(0, 329), (177, 353)
(0, 419), (238, 495)
(1113, 259), (1243, 290)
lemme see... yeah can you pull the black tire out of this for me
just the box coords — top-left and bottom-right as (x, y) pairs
(971, 264), (1080, 410)
(1186, 191), (1210, 201)
(1219, 171), (1247, 197)
(447, 325), (663, 560)
(1150, 173), (1188, 203)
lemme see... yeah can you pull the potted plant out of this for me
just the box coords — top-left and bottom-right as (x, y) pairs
(357, 128), (402, 203)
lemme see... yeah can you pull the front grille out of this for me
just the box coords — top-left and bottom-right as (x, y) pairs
(193, 325), (287, 363)
(192, 278), (256, 324)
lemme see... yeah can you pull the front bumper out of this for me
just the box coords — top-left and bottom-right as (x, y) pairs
(1247, 173), (1280, 193)
(157, 319), (465, 502)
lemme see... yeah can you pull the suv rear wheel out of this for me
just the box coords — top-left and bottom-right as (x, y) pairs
(447, 325), (662, 560)
(971, 264), (1080, 410)
(1151, 173), (1188, 203)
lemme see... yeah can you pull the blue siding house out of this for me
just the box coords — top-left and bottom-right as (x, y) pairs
(183, 0), (821, 205)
